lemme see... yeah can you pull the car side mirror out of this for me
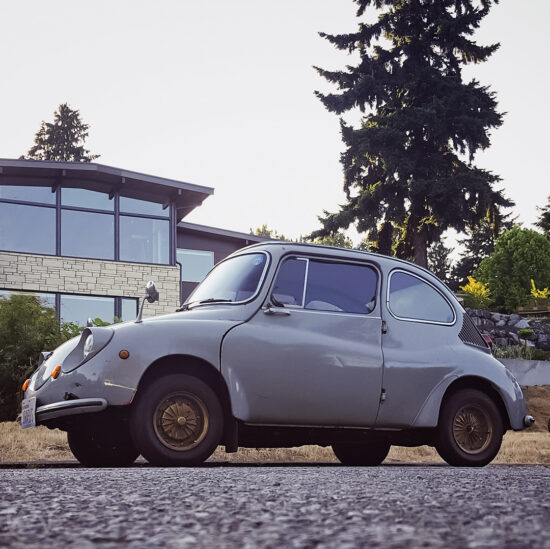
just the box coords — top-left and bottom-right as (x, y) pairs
(136, 281), (160, 323)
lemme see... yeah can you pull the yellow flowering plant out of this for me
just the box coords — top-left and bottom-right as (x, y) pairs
(460, 276), (493, 309)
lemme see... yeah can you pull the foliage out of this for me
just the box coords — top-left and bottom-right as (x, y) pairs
(308, 232), (353, 249)
(0, 295), (68, 421)
(451, 215), (516, 291)
(476, 228), (550, 313)
(517, 329), (534, 341)
(492, 345), (548, 361)
(427, 241), (453, 284)
(309, 0), (511, 267)
(531, 279), (550, 301)
(535, 195), (550, 238)
(250, 225), (288, 241)
(460, 276), (492, 309)
(25, 103), (100, 162)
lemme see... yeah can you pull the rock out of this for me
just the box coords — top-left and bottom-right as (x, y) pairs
(491, 313), (502, 323)
(509, 332), (519, 344)
(494, 338), (508, 346)
(513, 319), (531, 330)
(508, 314), (521, 325)
(526, 340), (536, 347)
(496, 320), (507, 327)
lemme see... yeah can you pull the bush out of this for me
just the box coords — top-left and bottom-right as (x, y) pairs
(460, 276), (493, 309)
(476, 228), (550, 313)
(0, 295), (75, 421)
(492, 345), (549, 361)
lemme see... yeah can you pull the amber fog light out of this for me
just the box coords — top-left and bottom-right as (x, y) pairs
(51, 365), (61, 379)
(22, 379), (30, 392)
(119, 350), (130, 359)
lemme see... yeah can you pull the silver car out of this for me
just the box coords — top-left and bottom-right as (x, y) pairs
(21, 242), (534, 467)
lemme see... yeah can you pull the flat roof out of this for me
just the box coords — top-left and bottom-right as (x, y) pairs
(0, 158), (214, 219)
(178, 221), (275, 243)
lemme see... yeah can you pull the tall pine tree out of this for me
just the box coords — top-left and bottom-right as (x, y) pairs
(26, 103), (99, 162)
(311, 0), (512, 267)
(535, 196), (550, 238)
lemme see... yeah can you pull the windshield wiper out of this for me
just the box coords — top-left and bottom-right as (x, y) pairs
(177, 298), (233, 312)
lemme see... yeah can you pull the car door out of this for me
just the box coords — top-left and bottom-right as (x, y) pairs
(221, 255), (384, 427)
(376, 269), (458, 428)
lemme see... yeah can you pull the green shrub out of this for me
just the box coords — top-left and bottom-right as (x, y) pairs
(476, 228), (550, 313)
(492, 344), (549, 361)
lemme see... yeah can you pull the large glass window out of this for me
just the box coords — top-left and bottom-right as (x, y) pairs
(60, 294), (115, 326)
(0, 289), (56, 308)
(0, 202), (56, 255)
(177, 249), (214, 282)
(120, 216), (169, 264)
(62, 188), (114, 211)
(388, 271), (455, 324)
(61, 210), (115, 260)
(120, 196), (168, 217)
(0, 185), (55, 204)
(272, 257), (377, 314)
(121, 298), (138, 321)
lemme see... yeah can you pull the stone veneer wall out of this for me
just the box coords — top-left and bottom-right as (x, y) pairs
(0, 251), (180, 318)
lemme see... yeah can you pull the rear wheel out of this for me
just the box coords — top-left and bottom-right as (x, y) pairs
(67, 421), (139, 467)
(130, 374), (223, 466)
(332, 441), (390, 466)
(436, 389), (503, 467)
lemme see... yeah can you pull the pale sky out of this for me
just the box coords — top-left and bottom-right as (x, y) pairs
(1, 0), (548, 247)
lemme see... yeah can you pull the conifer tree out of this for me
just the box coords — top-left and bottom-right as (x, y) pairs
(311, 0), (512, 267)
(26, 103), (99, 162)
(535, 196), (550, 238)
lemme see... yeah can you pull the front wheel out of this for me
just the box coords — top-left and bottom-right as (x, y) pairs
(67, 421), (139, 467)
(130, 374), (223, 466)
(436, 389), (503, 467)
(332, 441), (390, 466)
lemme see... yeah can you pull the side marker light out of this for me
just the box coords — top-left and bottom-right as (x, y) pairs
(22, 379), (30, 392)
(119, 350), (130, 359)
(51, 365), (61, 379)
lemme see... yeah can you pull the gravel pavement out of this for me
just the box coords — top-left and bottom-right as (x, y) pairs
(1, 464), (549, 548)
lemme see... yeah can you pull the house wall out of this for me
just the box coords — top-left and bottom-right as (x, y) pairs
(0, 251), (180, 317)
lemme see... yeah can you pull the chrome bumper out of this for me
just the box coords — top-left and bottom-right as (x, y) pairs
(524, 415), (535, 428)
(36, 398), (108, 422)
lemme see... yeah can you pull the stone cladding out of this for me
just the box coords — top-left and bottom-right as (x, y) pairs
(0, 251), (180, 318)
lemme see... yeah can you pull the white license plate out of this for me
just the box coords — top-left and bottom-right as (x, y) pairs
(21, 397), (36, 429)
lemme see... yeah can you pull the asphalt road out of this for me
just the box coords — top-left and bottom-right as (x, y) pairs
(1, 464), (549, 548)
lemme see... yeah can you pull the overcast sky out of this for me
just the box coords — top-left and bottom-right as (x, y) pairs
(1, 0), (548, 247)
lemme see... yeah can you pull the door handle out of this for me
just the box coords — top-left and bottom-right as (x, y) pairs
(262, 306), (291, 316)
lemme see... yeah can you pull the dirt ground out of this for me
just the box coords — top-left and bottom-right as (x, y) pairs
(1, 387), (549, 465)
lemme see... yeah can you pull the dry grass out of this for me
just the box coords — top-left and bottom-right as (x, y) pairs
(1, 387), (549, 465)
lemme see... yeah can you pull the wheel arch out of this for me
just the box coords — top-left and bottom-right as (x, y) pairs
(439, 376), (511, 431)
(133, 354), (236, 447)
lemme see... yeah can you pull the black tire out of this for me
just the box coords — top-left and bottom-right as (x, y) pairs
(67, 422), (139, 467)
(436, 389), (504, 467)
(332, 441), (390, 466)
(130, 374), (223, 466)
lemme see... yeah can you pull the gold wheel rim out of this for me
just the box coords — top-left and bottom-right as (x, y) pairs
(153, 392), (209, 451)
(452, 405), (492, 455)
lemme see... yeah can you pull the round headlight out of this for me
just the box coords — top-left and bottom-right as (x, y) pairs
(83, 334), (94, 357)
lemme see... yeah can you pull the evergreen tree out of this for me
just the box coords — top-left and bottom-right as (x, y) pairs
(310, 0), (512, 267)
(26, 103), (99, 162)
(451, 214), (516, 290)
(428, 241), (453, 284)
(535, 195), (550, 238)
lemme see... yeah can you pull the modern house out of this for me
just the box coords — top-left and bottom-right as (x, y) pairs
(0, 159), (270, 325)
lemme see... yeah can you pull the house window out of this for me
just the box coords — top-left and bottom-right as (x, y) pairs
(61, 210), (115, 260)
(120, 216), (170, 264)
(177, 249), (214, 282)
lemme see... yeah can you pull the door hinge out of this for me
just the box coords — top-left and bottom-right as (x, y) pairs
(380, 388), (386, 403)
(381, 320), (388, 334)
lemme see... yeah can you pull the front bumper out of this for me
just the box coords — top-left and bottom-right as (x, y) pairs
(36, 398), (108, 423)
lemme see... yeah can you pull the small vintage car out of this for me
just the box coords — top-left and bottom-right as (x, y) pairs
(21, 242), (534, 467)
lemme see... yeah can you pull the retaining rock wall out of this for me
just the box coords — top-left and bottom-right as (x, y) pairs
(466, 308), (550, 351)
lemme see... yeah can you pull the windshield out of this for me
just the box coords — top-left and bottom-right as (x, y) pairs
(185, 252), (269, 307)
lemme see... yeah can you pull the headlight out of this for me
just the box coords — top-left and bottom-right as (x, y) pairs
(83, 334), (94, 357)
(62, 327), (114, 373)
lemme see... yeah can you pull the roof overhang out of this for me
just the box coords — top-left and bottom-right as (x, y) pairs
(178, 221), (275, 243)
(0, 159), (214, 219)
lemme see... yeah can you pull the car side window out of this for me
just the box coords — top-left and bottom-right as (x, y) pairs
(388, 271), (454, 324)
(272, 257), (377, 314)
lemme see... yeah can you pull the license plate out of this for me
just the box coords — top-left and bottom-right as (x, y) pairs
(21, 397), (36, 429)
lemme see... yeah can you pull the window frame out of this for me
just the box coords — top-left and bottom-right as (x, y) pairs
(270, 254), (381, 317)
(386, 269), (456, 326)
